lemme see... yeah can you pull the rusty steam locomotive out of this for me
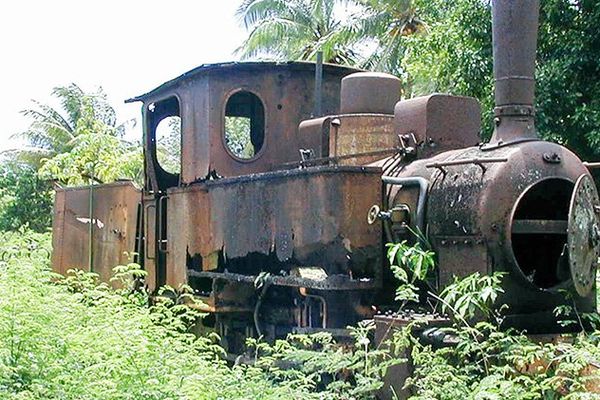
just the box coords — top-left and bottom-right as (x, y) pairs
(52, 0), (599, 353)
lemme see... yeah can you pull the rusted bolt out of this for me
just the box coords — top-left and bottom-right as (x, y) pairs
(491, 224), (499, 231)
(543, 152), (561, 164)
(440, 240), (447, 246)
(452, 240), (458, 245)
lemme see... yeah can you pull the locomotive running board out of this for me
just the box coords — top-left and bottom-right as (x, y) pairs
(188, 269), (379, 291)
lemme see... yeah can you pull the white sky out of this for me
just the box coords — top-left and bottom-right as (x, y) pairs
(0, 0), (246, 150)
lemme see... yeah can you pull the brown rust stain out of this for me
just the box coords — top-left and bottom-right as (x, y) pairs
(51, 181), (141, 283)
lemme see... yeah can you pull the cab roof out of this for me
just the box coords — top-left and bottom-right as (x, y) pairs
(125, 61), (361, 103)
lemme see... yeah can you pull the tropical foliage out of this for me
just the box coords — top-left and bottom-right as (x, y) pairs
(349, 0), (425, 73)
(236, 0), (357, 63)
(402, 0), (600, 154)
(0, 231), (315, 399)
(0, 162), (53, 233)
(1, 230), (599, 399)
(12, 84), (125, 166)
(38, 132), (142, 186)
(402, 0), (493, 125)
(10, 83), (142, 185)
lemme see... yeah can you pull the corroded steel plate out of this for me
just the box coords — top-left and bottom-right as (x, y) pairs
(568, 174), (600, 297)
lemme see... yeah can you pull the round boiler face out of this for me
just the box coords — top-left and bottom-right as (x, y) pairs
(509, 177), (574, 291)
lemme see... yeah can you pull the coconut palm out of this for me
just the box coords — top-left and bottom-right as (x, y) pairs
(236, 0), (357, 64)
(349, 0), (425, 74)
(5, 83), (143, 184)
(9, 84), (128, 167)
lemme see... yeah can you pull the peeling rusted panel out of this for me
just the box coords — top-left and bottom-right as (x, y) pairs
(51, 181), (141, 283)
(165, 166), (382, 288)
(330, 114), (396, 165)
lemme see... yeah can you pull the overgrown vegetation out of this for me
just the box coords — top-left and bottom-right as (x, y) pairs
(1, 231), (599, 399)
(0, 231), (321, 399)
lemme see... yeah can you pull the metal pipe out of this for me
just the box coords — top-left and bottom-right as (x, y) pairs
(583, 162), (600, 169)
(490, 0), (540, 143)
(381, 176), (429, 236)
(313, 51), (323, 117)
(492, 0), (540, 111)
(425, 157), (508, 169)
(253, 281), (271, 337)
(88, 179), (94, 272)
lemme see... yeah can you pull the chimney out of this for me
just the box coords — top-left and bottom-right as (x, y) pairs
(490, 0), (540, 143)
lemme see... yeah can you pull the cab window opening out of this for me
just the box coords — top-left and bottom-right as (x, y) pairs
(148, 97), (181, 176)
(224, 91), (265, 159)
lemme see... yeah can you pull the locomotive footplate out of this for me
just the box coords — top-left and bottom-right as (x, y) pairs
(188, 269), (380, 291)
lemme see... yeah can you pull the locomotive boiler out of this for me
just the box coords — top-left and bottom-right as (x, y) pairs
(51, 0), (599, 353)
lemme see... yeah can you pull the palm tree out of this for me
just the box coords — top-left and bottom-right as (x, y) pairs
(9, 84), (127, 167)
(236, 0), (357, 64)
(349, 0), (425, 74)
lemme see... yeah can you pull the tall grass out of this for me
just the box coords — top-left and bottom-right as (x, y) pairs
(0, 230), (322, 400)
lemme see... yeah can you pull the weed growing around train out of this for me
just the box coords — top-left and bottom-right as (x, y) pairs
(0, 230), (600, 399)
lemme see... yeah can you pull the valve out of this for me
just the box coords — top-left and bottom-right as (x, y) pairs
(367, 204), (411, 226)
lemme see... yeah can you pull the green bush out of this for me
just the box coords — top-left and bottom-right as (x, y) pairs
(0, 163), (53, 233)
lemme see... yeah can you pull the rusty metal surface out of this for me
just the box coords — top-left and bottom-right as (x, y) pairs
(330, 114), (397, 165)
(165, 165), (382, 289)
(512, 219), (567, 234)
(298, 116), (331, 158)
(394, 94), (481, 158)
(135, 62), (359, 188)
(492, 0), (539, 109)
(386, 139), (597, 323)
(126, 61), (361, 104)
(296, 114), (397, 166)
(568, 174), (600, 296)
(433, 236), (489, 288)
(51, 181), (141, 283)
(490, 0), (540, 143)
(189, 269), (379, 291)
(340, 72), (401, 114)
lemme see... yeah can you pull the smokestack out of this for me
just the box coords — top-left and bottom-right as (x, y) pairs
(490, 0), (540, 143)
